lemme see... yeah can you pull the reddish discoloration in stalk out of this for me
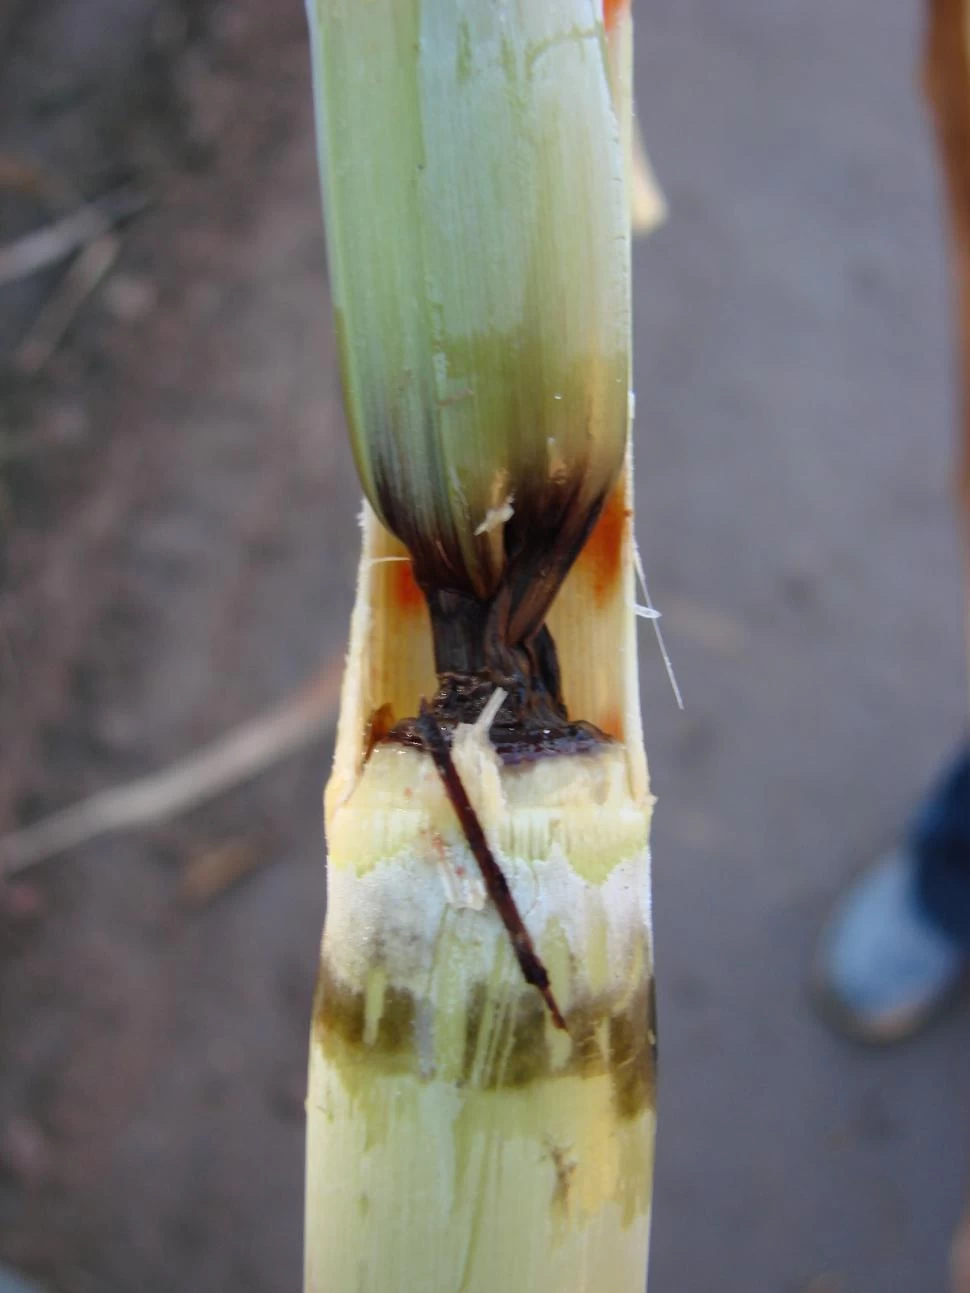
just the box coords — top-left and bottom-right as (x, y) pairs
(599, 706), (624, 741)
(390, 559), (424, 614)
(580, 484), (629, 606)
(603, 0), (629, 32)
(363, 702), (395, 763)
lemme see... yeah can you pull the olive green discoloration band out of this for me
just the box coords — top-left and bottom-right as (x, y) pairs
(313, 960), (656, 1120)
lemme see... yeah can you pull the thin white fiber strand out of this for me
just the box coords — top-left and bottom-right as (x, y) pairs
(633, 541), (684, 710)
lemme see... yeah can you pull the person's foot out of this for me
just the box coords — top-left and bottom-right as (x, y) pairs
(0, 1266), (45, 1293)
(813, 850), (969, 1044)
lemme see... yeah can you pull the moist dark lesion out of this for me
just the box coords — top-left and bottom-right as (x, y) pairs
(549, 1141), (578, 1213)
(313, 963), (416, 1069)
(608, 977), (657, 1120)
(487, 993), (551, 1089)
(563, 1000), (609, 1077)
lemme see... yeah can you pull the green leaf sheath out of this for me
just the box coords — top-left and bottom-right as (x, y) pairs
(307, 0), (631, 641)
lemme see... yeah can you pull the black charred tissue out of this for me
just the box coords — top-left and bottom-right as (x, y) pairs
(377, 453), (618, 763)
(384, 570), (612, 765)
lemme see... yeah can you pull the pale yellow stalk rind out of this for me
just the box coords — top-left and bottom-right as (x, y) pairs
(306, 1066), (653, 1293)
(309, 469), (655, 1293)
(328, 730), (647, 882)
(309, 730), (654, 1293)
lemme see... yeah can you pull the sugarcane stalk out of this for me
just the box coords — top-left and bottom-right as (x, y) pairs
(303, 2), (656, 1290)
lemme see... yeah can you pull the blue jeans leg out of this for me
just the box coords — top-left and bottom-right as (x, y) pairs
(911, 742), (970, 944)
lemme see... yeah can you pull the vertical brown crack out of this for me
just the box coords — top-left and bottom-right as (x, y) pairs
(416, 700), (568, 1031)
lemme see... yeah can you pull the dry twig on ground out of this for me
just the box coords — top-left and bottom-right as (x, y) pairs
(0, 658), (343, 878)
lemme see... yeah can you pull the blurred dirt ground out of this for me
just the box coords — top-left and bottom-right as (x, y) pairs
(1, 1), (969, 1291)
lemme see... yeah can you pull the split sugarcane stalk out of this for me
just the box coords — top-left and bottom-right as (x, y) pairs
(303, 2), (657, 1290)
